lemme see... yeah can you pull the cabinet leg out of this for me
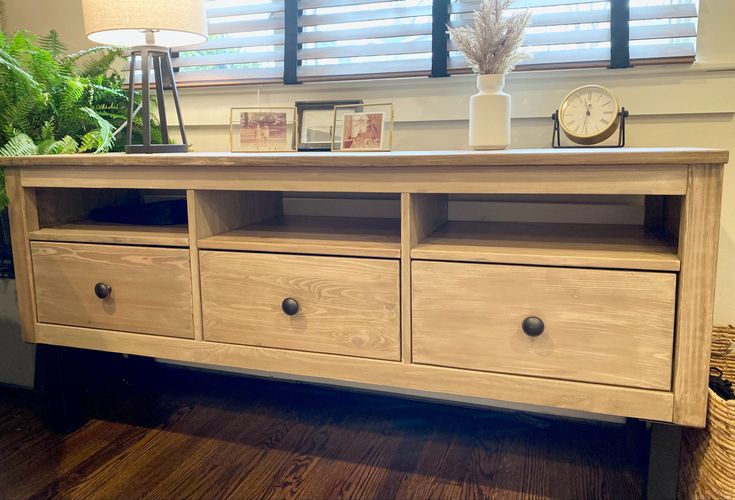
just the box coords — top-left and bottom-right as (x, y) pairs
(645, 422), (682, 500)
(33, 345), (88, 433)
(34, 346), (157, 433)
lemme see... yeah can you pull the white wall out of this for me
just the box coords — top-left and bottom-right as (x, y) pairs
(6, 0), (735, 327)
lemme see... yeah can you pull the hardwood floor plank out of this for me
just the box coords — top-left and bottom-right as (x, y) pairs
(0, 366), (644, 500)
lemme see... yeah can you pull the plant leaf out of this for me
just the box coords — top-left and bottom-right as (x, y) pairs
(0, 133), (38, 156)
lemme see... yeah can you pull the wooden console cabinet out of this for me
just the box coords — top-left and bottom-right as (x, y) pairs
(4, 148), (728, 427)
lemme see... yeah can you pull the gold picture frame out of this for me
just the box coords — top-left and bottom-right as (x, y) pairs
(229, 107), (297, 152)
(331, 103), (394, 152)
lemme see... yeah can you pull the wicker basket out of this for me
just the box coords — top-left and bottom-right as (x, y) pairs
(679, 325), (735, 499)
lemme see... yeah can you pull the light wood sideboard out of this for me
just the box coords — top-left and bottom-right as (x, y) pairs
(3, 148), (728, 427)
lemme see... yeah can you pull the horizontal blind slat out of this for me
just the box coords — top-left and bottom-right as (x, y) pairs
(449, 46), (610, 69)
(298, 22), (432, 44)
(450, 8), (610, 28)
(208, 15), (284, 35)
(630, 21), (696, 42)
(300, 58), (431, 79)
(174, 49), (284, 68)
(449, 27), (610, 49)
(178, 33), (285, 52)
(299, 5), (433, 27)
(175, 66), (283, 84)
(629, 3), (697, 21)
(206, 2), (284, 19)
(300, 40), (431, 60)
(450, 0), (604, 14)
(630, 41), (696, 61)
(299, 0), (396, 9)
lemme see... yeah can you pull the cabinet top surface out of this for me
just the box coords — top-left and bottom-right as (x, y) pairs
(0, 148), (728, 168)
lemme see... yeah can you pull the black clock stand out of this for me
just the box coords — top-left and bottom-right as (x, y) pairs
(551, 108), (629, 148)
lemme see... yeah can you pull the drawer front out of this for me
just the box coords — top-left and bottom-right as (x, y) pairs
(412, 261), (676, 389)
(200, 251), (400, 360)
(32, 242), (194, 338)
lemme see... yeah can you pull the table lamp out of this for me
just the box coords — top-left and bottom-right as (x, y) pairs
(82, 0), (208, 154)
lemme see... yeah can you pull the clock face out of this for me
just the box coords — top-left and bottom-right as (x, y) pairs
(559, 85), (620, 145)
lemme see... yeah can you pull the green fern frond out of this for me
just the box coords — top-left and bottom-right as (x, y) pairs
(81, 49), (122, 78)
(35, 138), (54, 155)
(40, 119), (55, 140)
(0, 48), (39, 89)
(2, 92), (38, 133)
(60, 46), (115, 69)
(81, 107), (114, 152)
(0, 133), (38, 156)
(45, 135), (78, 154)
(39, 30), (68, 58)
(61, 78), (85, 111)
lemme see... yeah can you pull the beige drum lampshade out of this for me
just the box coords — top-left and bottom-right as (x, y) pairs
(82, 0), (208, 48)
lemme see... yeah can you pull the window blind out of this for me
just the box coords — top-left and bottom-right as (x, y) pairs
(628, 0), (698, 64)
(297, 0), (434, 81)
(174, 0), (286, 85)
(169, 0), (699, 86)
(449, 0), (614, 72)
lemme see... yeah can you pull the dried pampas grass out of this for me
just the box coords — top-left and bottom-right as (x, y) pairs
(449, 0), (531, 75)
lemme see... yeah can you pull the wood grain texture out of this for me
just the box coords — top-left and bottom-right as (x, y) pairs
(192, 190), (282, 239)
(672, 164), (725, 427)
(29, 221), (189, 247)
(400, 194), (448, 362)
(19, 164), (689, 195)
(187, 190), (204, 341)
(2, 147), (728, 167)
(412, 261), (676, 390)
(0, 369), (645, 500)
(5, 168), (37, 341)
(199, 215), (401, 258)
(32, 242), (194, 338)
(200, 251), (401, 360)
(35, 323), (674, 421)
(412, 221), (680, 271)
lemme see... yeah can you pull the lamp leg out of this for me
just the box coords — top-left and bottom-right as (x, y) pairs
(125, 45), (188, 154)
(153, 55), (170, 145)
(140, 47), (151, 148)
(163, 50), (188, 148)
(126, 51), (137, 146)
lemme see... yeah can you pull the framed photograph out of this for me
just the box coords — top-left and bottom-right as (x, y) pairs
(296, 100), (362, 151)
(229, 107), (296, 152)
(332, 103), (394, 152)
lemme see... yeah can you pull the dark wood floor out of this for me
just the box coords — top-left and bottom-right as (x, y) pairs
(0, 364), (644, 499)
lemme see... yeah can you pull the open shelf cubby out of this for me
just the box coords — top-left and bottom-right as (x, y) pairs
(409, 194), (680, 272)
(27, 188), (189, 247)
(195, 191), (401, 259)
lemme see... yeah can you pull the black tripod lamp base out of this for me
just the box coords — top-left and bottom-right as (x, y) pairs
(125, 143), (189, 154)
(126, 45), (189, 155)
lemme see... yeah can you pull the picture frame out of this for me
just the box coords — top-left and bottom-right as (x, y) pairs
(332, 103), (394, 152)
(229, 107), (296, 152)
(295, 100), (363, 151)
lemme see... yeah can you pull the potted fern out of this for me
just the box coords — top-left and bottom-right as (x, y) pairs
(449, 0), (531, 149)
(0, 26), (162, 276)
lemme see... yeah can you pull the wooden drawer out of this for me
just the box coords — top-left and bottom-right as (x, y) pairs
(32, 242), (193, 338)
(412, 261), (676, 389)
(200, 251), (400, 360)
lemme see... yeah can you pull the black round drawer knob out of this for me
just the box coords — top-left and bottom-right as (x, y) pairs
(522, 316), (544, 337)
(94, 282), (112, 299)
(281, 298), (299, 316)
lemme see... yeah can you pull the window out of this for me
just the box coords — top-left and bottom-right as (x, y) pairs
(171, 0), (699, 86)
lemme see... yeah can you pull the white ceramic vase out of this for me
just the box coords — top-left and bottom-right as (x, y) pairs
(469, 74), (510, 150)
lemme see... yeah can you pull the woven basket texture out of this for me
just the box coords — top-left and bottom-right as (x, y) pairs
(679, 326), (735, 500)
